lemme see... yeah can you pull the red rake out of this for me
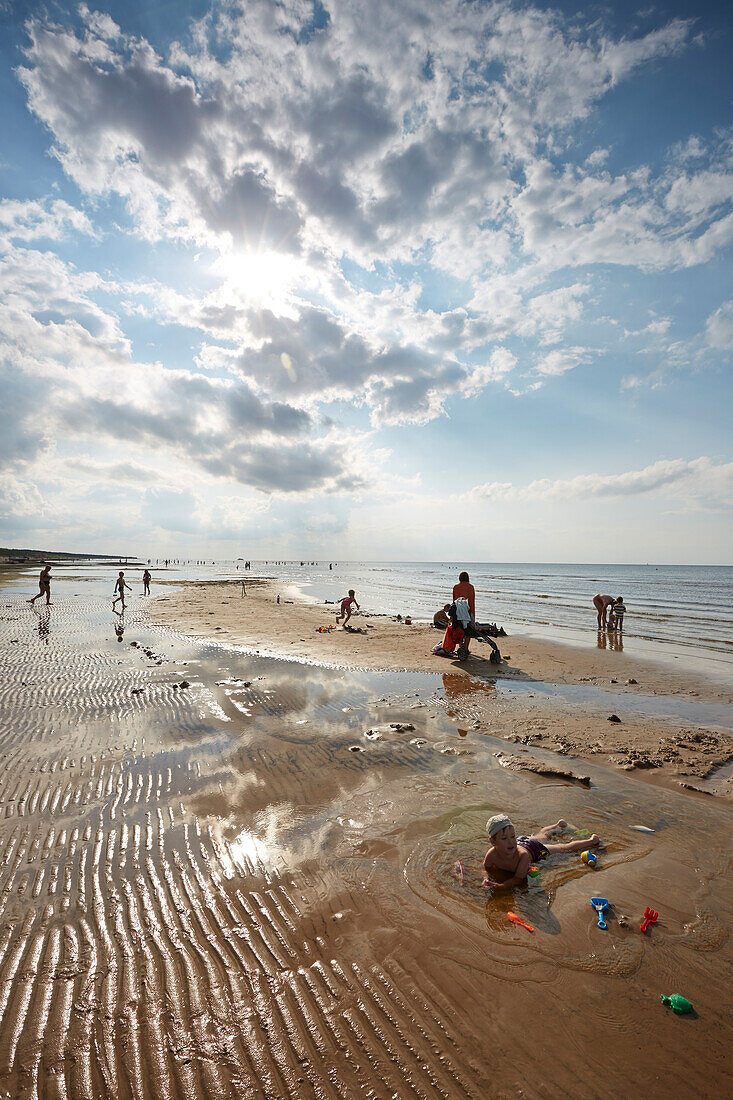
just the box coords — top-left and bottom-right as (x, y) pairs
(640, 906), (658, 933)
(507, 911), (535, 933)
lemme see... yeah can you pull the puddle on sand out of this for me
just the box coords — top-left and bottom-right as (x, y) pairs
(1, 577), (732, 1099)
(497, 678), (733, 730)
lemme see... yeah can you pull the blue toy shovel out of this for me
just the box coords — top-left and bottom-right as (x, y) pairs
(591, 897), (610, 930)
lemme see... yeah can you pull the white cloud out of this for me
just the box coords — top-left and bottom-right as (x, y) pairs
(0, 198), (95, 245)
(705, 299), (733, 350)
(469, 457), (733, 507)
(535, 347), (592, 377)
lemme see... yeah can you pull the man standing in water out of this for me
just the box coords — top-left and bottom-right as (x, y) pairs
(593, 593), (616, 629)
(28, 564), (52, 606)
(142, 568), (151, 595)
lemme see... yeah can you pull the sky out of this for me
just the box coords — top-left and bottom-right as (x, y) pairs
(0, 0), (731, 563)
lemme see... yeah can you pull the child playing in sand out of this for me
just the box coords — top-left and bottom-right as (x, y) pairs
(483, 814), (600, 890)
(336, 590), (360, 627)
(112, 571), (132, 612)
(433, 604), (451, 628)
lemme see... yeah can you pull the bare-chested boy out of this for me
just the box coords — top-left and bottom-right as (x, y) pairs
(28, 564), (52, 606)
(112, 571), (132, 611)
(483, 814), (600, 890)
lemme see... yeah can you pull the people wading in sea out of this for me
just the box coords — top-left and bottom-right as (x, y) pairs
(593, 593), (615, 629)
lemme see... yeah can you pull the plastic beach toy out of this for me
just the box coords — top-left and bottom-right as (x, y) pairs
(661, 994), (694, 1015)
(581, 850), (597, 866)
(527, 866), (540, 877)
(591, 897), (610, 930)
(641, 906), (659, 933)
(507, 911), (534, 933)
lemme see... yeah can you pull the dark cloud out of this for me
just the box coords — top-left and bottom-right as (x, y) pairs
(291, 71), (397, 164)
(190, 165), (303, 251)
(56, 373), (361, 493)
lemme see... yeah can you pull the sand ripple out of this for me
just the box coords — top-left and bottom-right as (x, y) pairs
(0, 598), (491, 1098)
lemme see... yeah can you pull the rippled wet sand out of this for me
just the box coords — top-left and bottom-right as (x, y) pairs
(1, 586), (731, 1098)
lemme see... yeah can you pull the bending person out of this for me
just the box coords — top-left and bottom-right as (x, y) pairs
(433, 604), (451, 628)
(593, 593), (615, 629)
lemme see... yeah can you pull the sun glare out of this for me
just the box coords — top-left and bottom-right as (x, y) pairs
(212, 249), (300, 311)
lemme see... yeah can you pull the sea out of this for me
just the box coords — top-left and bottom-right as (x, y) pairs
(11, 558), (733, 686)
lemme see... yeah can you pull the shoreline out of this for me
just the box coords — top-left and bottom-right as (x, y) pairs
(149, 576), (733, 797)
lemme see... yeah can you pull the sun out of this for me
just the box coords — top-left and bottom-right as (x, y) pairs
(212, 248), (301, 312)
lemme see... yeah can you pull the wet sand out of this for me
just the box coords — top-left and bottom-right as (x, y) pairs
(152, 578), (733, 794)
(0, 582), (731, 1098)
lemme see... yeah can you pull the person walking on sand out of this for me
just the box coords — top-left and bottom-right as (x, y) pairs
(28, 564), (52, 606)
(112, 571), (132, 612)
(142, 569), (151, 596)
(336, 590), (360, 627)
(593, 593), (616, 629)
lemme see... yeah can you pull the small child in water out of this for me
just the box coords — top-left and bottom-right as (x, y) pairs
(483, 814), (600, 890)
(609, 596), (625, 631)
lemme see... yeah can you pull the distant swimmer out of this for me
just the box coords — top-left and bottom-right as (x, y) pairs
(112, 571), (132, 611)
(142, 569), (151, 595)
(28, 564), (52, 606)
(593, 593), (615, 629)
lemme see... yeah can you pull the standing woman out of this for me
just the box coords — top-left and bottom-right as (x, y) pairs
(142, 568), (151, 596)
(28, 564), (52, 606)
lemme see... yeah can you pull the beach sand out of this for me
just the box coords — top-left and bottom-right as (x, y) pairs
(0, 578), (731, 1098)
(151, 577), (733, 794)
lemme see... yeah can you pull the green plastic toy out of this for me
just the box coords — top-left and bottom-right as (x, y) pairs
(661, 994), (694, 1015)
(528, 866), (540, 877)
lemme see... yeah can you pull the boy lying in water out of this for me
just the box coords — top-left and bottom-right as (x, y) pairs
(483, 814), (600, 890)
